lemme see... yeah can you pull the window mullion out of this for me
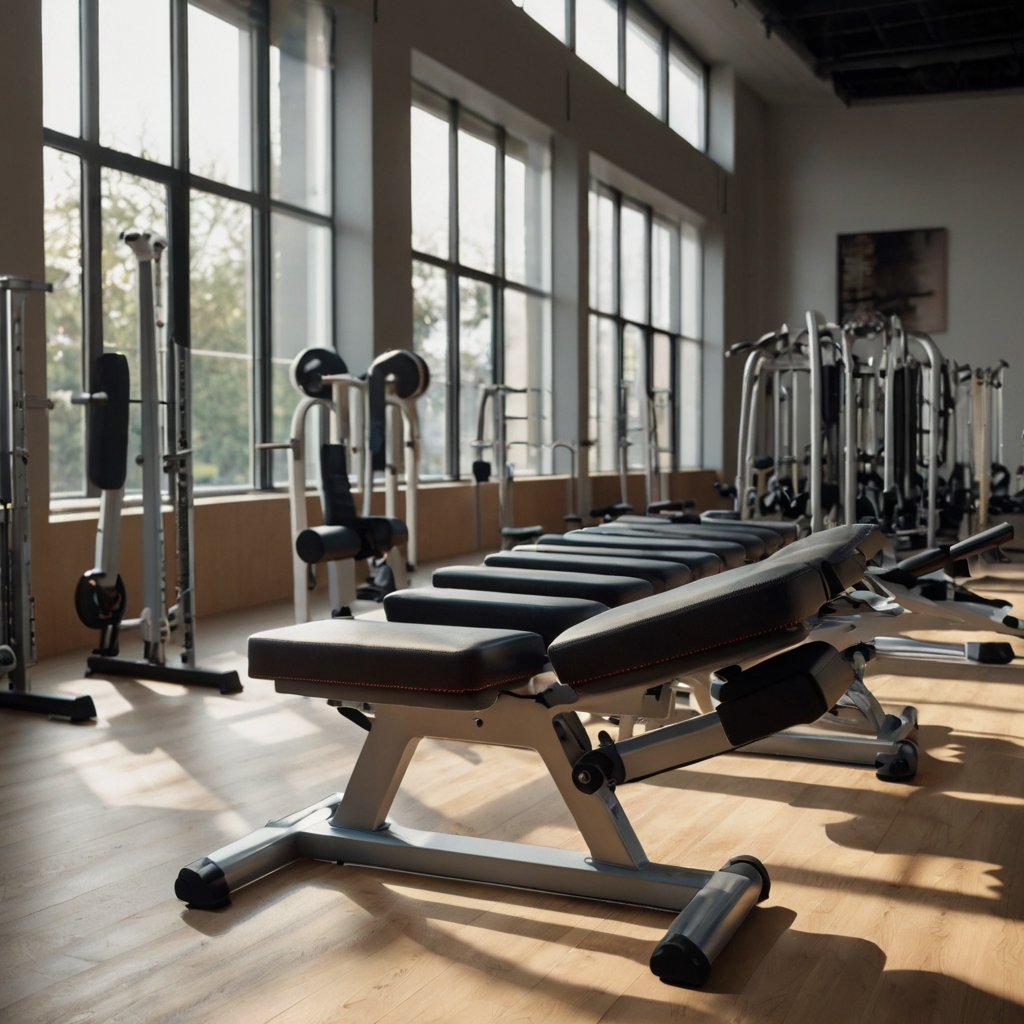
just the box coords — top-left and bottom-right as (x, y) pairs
(566, 0), (575, 50)
(253, 12), (273, 488)
(447, 100), (460, 480)
(617, 0), (626, 90)
(80, 0), (102, 497)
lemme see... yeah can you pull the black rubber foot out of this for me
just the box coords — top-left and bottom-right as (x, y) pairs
(876, 739), (918, 781)
(175, 858), (230, 908)
(725, 854), (771, 902)
(650, 933), (711, 988)
(0, 690), (97, 722)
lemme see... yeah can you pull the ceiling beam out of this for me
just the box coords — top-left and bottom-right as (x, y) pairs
(820, 37), (1024, 73)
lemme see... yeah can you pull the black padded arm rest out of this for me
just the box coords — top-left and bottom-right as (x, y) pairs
(296, 525), (361, 564)
(432, 565), (652, 606)
(712, 642), (853, 747)
(248, 619), (547, 695)
(384, 588), (607, 647)
(360, 516), (409, 559)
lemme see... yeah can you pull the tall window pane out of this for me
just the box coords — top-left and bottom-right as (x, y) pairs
(190, 191), (253, 488)
(271, 213), (331, 483)
(576, 0), (620, 85)
(188, 4), (252, 189)
(44, 149), (85, 498)
(589, 189), (616, 314)
(619, 203), (646, 324)
(413, 261), (448, 478)
(42, 0), (80, 136)
(520, 0), (566, 42)
(588, 315), (618, 473)
(681, 221), (702, 339)
(622, 324), (645, 470)
(270, 1), (332, 214)
(458, 279), (493, 477)
(458, 116), (497, 274)
(626, 5), (664, 119)
(651, 218), (676, 332)
(505, 135), (551, 291)
(652, 332), (672, 472)
(411, 100), (450, 259)
(505, 290), (552, 476)
(98, 0), (172, 164)
(101, 169), (168, 494)
(669, 42), (705, 150)
(678, 338), (701, 467)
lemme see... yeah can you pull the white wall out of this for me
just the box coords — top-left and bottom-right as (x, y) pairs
(766, 92), (1024, 457)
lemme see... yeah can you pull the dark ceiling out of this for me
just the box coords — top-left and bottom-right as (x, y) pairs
(747, 1), (1024, 102)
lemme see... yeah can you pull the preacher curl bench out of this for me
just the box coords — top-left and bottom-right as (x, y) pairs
(176, 528), (867, 987)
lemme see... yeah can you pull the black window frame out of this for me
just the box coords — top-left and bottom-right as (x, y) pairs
(587, 179), (703, 476)
(42, 0), (336, 500)
(516, 0), (709, 151)
(411, 82), (553, 482)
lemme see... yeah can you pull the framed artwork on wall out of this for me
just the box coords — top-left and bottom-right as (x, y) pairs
(838, 227), (948, 332)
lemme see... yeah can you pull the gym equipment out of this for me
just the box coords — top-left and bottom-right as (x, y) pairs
(401, 519), (921, 780)
(73, 233), (241, 694)
(266, 347), (426, 621)
(470, 384), (543, 550)
(0, 276), (95, 721)
(176, 528), (867, 988)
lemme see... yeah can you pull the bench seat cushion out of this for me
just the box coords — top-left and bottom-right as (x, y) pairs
(432, 565), (652, 606)
(249, 619), (547, 706)
(526, 541), (721, 579)
(484, 551), (692, 592)
(548, 559), (829, 694)
(602, 524), (770, 557)
(560, 529), (741, 569)
(384, 588), (606, 647)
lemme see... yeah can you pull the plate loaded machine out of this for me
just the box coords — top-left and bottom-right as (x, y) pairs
(0, 277), (95, 721)
(72, 232), (241, 693)
(270, 347), (427, 622)
(471, 384), (543, 550)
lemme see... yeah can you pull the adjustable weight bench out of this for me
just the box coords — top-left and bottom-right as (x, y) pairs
(533, 531), (742, 570)
(176, 545), (859, 987)
(591, 521), (770, 561)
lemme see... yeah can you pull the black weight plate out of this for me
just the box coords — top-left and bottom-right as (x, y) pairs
(290, 347), (348, 399)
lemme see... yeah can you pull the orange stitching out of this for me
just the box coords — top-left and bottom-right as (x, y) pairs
(562, 621), (803, 686)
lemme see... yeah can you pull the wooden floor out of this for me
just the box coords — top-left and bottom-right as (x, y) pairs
(3, 566), (1024, 1023)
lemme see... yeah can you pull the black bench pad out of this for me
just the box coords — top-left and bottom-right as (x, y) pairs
(702, 514), (800, 545)
(485, 551), (692, 592)
(433, 565), (652, 606)
(769, 524), (882, 592)
(558, 529), (739, 570)
(249, 620), (548, 701)
(548, 559), (830, 694)
(385, 588), (607, 647)
(527, 540), (721, 579)
(602, 520), (770, 561)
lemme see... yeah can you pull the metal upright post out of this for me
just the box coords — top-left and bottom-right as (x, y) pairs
(0, 277), (95, 720)
(805, 311), (825, 533)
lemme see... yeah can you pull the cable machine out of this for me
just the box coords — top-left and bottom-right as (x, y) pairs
(0, 276), (96, 721)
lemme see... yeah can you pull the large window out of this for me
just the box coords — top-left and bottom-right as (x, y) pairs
(41, 0), (334, 501)
(512, 0), (707, 151)
(411, 84), (553, 480)
(587, 182), (703, 480)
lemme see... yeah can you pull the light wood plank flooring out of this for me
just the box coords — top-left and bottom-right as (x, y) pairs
(2, 567), (1024, 1022)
